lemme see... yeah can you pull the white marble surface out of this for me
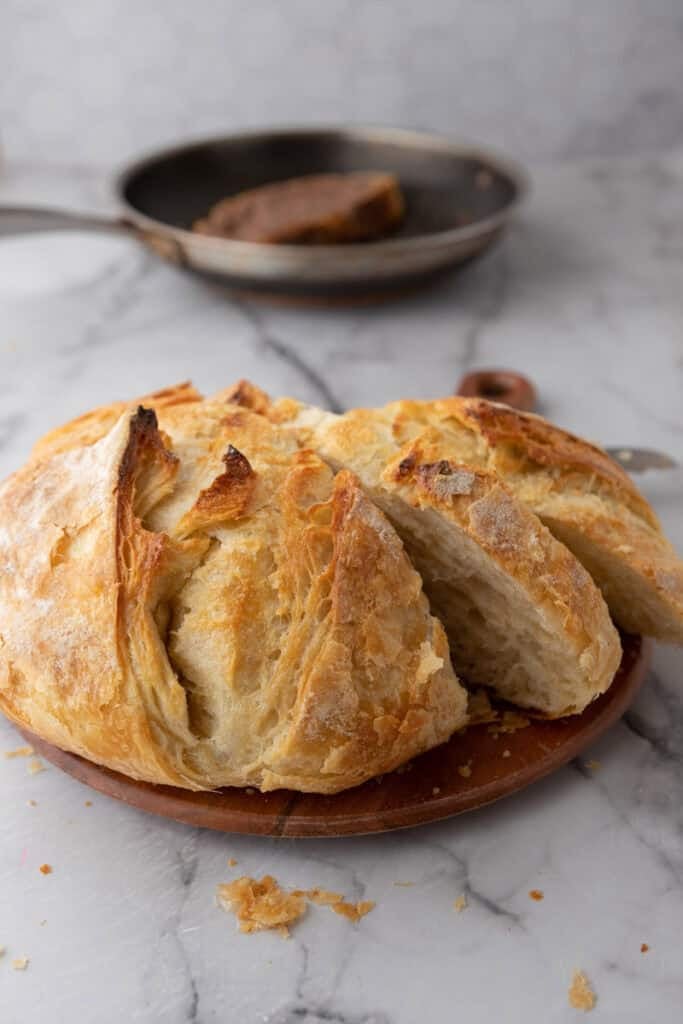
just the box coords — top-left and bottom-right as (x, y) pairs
(3, 1), (683, 166)
(1, 151), (682, 1023)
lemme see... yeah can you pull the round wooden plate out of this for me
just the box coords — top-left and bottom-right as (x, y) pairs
(21, 635), (650, 838)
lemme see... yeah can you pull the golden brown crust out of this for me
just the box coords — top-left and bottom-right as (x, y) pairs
(380, 397), (683, 642)
(0, 392), (466, 793)
(263, 397), (622, 716)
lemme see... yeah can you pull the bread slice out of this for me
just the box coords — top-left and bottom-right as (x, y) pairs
(0, 397), (466, 793)
(193, 172), (405, 244)
(368, 397), (683, 644)
(241, 388), (621, 717)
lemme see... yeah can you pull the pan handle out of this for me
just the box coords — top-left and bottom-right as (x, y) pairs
(0, 204), (187, 265)
(0, 204), (135, 237)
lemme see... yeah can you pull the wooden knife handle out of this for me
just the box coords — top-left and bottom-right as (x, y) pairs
(455, 369), (537, 412)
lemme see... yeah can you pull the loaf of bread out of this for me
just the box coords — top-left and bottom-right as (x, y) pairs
(192, 172), (405, 244)
(0, 391), (466, 792)
(4, 378), (672, 793)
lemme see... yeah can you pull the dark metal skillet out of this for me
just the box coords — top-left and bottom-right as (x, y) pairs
(0, 126), (527, 300)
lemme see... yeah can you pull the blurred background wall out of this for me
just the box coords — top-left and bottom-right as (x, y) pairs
(2, 0), (683, 167)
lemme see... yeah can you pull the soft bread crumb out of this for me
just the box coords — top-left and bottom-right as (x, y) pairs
(4, 746), (34, 759)
(529, 889), (544, 901)
(217, 876), (375, 935)
(568, 970), (596, 1011)
(85, 801), (92, 807)
(39, 864), (52, 875)
(217, 876), (306, 938)
(27, 759), (45, 775)
(27, 800), (37, 807)
(457, 760), (473, 779)
(640, 943), (649, 953)
(12, 957), (29, 971)
(227, 858), (238, 867)
(453, 895), (468, 912)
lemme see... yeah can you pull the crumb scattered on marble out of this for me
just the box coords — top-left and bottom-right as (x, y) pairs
(12, 957), (29, 971)
(27, 759), (45, 775)
(84, 801), (92, 807)
(640, 943), (649, 953)
(0, 945), (5, 957)
(39, 864), (52, 875)
(432, 786), (441, 795)
(227, 857), (238, 867)
(27, 800), (37, 807)
(218, 876), (375, 936)
(4, 745), (34, 759)
(297, 887), (375, 922)
(529, 889), (544, 901)
(502, 749), (511, 758)
(568, 970), (596, 1011)
(453, 895), (468, 913)
(457, 760), (472, 779)
(393, 881), (415, 887)
(217, 876), (306, 937)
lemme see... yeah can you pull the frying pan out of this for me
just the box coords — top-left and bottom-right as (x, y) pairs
(0, 126), (528, 299)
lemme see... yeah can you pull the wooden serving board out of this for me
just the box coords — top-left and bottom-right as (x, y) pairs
(21, 634), (650, 838)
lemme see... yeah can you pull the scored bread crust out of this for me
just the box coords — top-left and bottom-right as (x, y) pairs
(373, 397), (683, 644)
(0, 392), (466, 793)
(225, 384), (622, 717)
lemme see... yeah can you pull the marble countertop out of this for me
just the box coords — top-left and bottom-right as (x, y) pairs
(0, 150), (682, 1024)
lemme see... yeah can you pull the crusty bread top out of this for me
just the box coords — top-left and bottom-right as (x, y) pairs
(0, 389), (466, 793)
(386, 397), (658, 529)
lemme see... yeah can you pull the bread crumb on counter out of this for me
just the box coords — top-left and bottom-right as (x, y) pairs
(453, 895), (468, 913)
(27, 759), (45, 775)
(568, 970), (596, 1011)
(12, 957), (29, 971)
(85, 801), (92, 807)
(217, 876), (376, 936)
(217, 876), (306, 938)
(227, 857), (238, 867)
(0, 945), (5, 957)
(529, 889), (544, 901)
(4, 746), (34, 759)
(39, 864), (53, 875)
(640, 943), (649, 953)
(27, 800), (37, 807)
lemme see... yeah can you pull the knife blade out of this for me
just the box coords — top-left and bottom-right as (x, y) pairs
(605, 447), (678, 473)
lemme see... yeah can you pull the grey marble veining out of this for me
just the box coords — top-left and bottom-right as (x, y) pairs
(0, 150), (682, 1023)
(2, 2), (683, 167)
